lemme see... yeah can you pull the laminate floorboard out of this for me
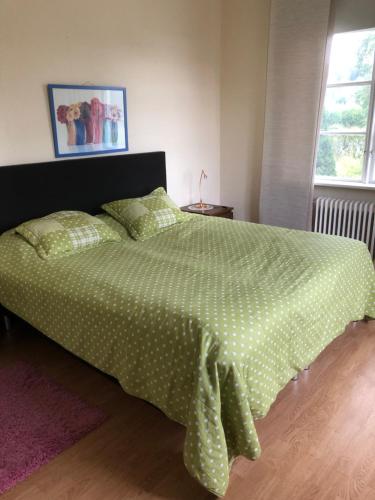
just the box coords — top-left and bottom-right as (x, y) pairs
(1, 318), (374, 500)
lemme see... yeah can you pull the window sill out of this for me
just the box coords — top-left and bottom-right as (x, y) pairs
(314, 179), (375, 191)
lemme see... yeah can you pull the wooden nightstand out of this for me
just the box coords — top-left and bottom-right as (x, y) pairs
(180, 204), (234, 219)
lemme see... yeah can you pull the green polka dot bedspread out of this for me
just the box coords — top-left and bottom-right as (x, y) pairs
(0, 214), (374, 497)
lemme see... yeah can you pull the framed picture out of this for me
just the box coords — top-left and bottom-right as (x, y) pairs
(47, 84), (129, 158)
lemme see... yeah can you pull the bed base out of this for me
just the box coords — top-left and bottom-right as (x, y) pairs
(290, 317), (372, 382)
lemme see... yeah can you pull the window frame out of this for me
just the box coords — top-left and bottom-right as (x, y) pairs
(315, 28), (375, 187)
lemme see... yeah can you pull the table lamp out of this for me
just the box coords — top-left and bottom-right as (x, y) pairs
(188, 169), (213, 211)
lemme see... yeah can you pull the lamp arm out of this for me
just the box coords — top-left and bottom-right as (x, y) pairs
(199, 169), (207, 206)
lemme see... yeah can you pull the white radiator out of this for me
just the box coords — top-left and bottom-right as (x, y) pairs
(313, 197), (375, 259)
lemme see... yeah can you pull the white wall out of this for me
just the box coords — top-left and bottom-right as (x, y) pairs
(0, 0), (221, 207)
(220, 0), (375, 217)
(314, 186), (375, 203)
(219, 0), (374, 220)
(334, 0), (375, 33)
(2, 0), (372, 218)
(220, 0), (271, 221)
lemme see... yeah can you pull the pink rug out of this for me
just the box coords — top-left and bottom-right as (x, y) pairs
(0, 362), (107, 494)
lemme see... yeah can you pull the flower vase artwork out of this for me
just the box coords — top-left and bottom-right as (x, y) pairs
(80, 102), (93, 144)
(65, 107), (77, 146)
(56, 98), (122, 149)
(71, 103), (85, 145)
(56, 105), (70, 143)
(103, 104), (112, 145)
(110, 105), (121, 144)
(49, 84), (128, 157)
(91, 98), (104, 144)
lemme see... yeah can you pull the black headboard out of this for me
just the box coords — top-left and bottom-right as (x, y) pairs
(0, 152), (167, 233)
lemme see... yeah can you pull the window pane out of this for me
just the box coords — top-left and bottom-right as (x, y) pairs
(316, 135), (365, 180)
(321, 85), (370, 132)
(328, 30), (375, 84)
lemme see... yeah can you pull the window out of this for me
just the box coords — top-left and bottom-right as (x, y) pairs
(315, 29), (375, 186)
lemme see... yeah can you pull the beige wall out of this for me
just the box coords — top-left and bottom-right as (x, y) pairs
(220, 0), (271, 221)
(220, 0), (374, 221)
(2, 0), (372, 219)
(0, 0), (221, 207)
(334, 0), (375, 33)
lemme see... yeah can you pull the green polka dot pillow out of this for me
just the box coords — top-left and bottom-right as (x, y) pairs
(102, 187), (188, 241)
(16, 211), (121, 259)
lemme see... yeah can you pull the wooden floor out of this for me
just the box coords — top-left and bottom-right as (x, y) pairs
(1, 318), (375, 500)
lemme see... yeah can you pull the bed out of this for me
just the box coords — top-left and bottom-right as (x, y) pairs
(0, 152), (374, 497)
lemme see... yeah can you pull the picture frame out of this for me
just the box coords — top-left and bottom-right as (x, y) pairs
(47, 84), (129, 158)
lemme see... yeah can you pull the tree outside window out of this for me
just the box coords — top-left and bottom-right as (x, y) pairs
(315, 29), (375, 185)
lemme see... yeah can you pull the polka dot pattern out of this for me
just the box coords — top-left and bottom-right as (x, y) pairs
(102, 187), (188, 241)
(15, 210), (121, 259)
(0, 214), (374, 497)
